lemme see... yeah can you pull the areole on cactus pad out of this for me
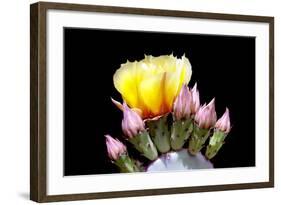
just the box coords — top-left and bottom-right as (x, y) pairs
(105, 54), (231, 173)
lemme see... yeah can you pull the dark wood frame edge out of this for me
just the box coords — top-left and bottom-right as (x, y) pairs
(30, 1), (274, 203)
(30, 3), (47, 202)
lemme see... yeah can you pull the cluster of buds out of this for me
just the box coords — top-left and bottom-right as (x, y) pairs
(171, 83), (231, 158)
(105, 83), (231, 173)
(171, 84), (231, 159)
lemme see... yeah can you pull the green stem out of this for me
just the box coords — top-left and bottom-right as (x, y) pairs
(146, 115), (171, 153)
(114, 154), (140, 173)
(170, 118), (193, 150)
(188, 124), (210, 155)
(128, 130), (158, 160)
(205, 131), (227, 159)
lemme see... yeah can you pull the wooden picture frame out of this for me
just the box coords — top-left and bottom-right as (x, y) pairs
(30, 1), (274, 202)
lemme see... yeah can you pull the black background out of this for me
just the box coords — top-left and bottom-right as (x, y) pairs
(64, 28), (255, 176)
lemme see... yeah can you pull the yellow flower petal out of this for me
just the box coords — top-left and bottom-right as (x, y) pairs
(178, 55), (192, 86)
(164, 71), (181, 110)
(113, 62), (139, 108)
(139, 73), (165, 116)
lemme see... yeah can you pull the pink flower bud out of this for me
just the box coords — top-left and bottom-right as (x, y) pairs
(191, 83), (200, 114)
(195, 98), (217, 129)
(215, 108), (231, 133)
(122, 102), (145, 138)
(173, 84), (192, 120)
(105, 135), (127, 160)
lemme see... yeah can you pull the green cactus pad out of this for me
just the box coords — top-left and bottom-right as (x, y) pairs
(146, 149), (213, 172)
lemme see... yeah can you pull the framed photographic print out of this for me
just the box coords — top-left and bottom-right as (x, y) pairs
(30, 1), (274, 202)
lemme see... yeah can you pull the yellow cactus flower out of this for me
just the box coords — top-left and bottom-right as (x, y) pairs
(113, 54), (192, 119)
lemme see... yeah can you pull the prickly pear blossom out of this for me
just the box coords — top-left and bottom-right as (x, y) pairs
(195, 98), (217, 129)
(105, 135), (127, 160)
(173, 84), (192, 120)
(215, 108), (231, 133)
(113, 54), (192, 119)
(190, 83), (200, 114)
(122, 102), (145, 138)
